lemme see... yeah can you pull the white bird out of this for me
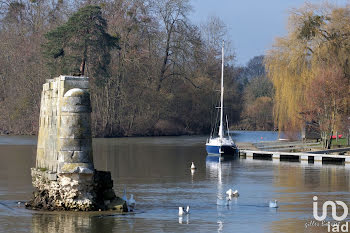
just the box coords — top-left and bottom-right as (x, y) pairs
(121, 185), (136, 211)
(191, 162), (196, 170)
(122, 185), (127, 202)
(269, 200), (278, 208)
(179, 206), (190, 216)
(226, 189), (239, 198)
(128, 194), (136, 211)
(17, 201), (21, 207)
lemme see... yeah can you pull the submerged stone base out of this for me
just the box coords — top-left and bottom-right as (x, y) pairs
(26, 168), (127, 212)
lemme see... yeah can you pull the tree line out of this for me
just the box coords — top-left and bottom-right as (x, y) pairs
(0, 0), (274, 137)
(266, 2), (350, 142)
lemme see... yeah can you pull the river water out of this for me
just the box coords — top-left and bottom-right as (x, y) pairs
(0, 131), (349, 233)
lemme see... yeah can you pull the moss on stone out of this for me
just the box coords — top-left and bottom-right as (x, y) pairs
(38, 167), (47, 172)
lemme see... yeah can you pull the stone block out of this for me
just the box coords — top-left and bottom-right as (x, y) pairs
(60, 79), (89, 96)
(43, 83), (50, 91)
(60, 75), (89, 81)
(59, 114), (91, 138)
(47, 172), (57, 181)
(58, 150), (92, 163)
(59, 162), (94, 174)
(60, 113), (90, 126)
(52, 89), (58, 98)
(61, 104), (91, 113)
(59, 126), (91, 139)
(60, 112), (86, 116)
(36, 147), (45, 158)
(52, 82), (57, 89)
(37, 132), (45, 147)
(58, 138), (92, 151)
(45, 90), (52, 100)
(61, 96), (91, 110)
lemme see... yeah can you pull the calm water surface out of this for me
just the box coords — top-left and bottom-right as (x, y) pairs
(0, 131), (349, 233)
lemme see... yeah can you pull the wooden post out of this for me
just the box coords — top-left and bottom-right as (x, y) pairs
(322, 132), (326, 149)
(336, 131), (338, 142)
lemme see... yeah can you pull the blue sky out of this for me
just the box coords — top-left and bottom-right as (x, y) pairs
(190, 0), (349, 66)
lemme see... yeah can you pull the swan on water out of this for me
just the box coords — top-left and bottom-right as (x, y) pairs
(191, 162), (196, 170)
(179, 206), (190, 216)
(226, 188), (239, 198)
(269, 200), (278, 208)
(128, 194), (136, 211)
(121, 185), (136, 211)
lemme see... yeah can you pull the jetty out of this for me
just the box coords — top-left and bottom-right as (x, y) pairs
(238, 141), (350, 166)
(239, 149), (350, 164)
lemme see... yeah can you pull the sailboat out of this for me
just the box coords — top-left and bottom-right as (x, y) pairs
(206, 41), (238, 161)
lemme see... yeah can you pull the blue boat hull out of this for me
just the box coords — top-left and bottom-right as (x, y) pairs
(206, 145), (238, 161)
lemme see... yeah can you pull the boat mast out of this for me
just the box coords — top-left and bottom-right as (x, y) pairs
(218, 41), (224, 140)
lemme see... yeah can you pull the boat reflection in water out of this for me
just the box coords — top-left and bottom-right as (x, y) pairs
(206, 151), (238, 162)
(206, 159), (237, 232)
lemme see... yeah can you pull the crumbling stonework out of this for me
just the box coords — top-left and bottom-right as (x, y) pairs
(26, 76), (127, 211)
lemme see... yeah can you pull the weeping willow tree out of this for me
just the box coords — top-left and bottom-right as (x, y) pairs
(266, 3), (350, 140)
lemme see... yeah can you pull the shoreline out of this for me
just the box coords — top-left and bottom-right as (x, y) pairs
(0, 130), (277, 138)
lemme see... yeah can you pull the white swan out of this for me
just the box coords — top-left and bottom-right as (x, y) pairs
(121, 186), (136, 211)
(128, 194), (136, 211)
(179, 206), (190, 216)
(191, 162), (196, 170)
(226, 189), (239, 198)
(269, 200), (278, 208)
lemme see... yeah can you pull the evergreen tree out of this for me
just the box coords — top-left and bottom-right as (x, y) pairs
(43, 5), (119, 78)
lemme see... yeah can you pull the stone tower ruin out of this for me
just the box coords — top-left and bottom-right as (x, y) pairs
(27, 76), (127, 211)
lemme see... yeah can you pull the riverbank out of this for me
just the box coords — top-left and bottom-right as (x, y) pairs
(0, 129), (265, 138)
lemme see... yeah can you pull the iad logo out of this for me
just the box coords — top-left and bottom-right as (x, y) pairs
(312, 196), (349, 232)
(313, 196), (348, 221)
